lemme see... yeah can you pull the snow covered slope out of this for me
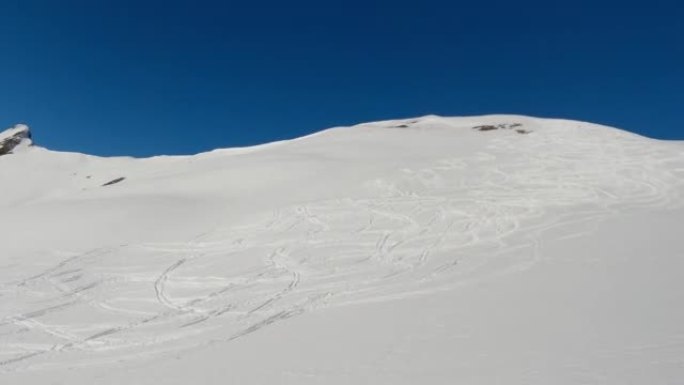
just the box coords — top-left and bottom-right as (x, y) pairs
(1, 116), (683, 384)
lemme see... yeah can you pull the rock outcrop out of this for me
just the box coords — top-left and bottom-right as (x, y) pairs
(0, 124), (33, 156)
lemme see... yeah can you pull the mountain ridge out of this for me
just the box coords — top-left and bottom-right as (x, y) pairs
(1, 115), (663, 160)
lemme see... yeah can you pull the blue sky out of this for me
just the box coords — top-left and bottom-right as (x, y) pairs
(1, 0), (682, 156)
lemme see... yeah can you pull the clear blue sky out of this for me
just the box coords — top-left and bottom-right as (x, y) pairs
(1, 0), (682, 156)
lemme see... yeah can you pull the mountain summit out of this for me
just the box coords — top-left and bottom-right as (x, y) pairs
(0, 124), (33, 155)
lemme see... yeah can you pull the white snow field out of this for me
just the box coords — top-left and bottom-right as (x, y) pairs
(1, 115), (683, 384)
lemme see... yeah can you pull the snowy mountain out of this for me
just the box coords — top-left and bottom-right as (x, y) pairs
(1, 116), (683, 384)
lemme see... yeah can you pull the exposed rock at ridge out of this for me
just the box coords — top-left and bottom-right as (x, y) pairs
(0, 124), (33, 156)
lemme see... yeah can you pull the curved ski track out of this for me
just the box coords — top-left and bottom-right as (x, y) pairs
(1, 129), (683, 372)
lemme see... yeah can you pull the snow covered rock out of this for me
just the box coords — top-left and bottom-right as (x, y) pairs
(0, 124), (32, 155)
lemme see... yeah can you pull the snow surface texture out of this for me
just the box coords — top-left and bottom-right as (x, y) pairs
(1, 115), (683, 384)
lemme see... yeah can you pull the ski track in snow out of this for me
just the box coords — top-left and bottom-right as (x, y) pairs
(1, 119), (683, 374)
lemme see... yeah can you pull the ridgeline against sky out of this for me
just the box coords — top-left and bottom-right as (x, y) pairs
(1, 0), (682, 156)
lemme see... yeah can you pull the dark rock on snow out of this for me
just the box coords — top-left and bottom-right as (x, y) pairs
(102, 177), (126, 187)
(0, 125), (33, 156)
